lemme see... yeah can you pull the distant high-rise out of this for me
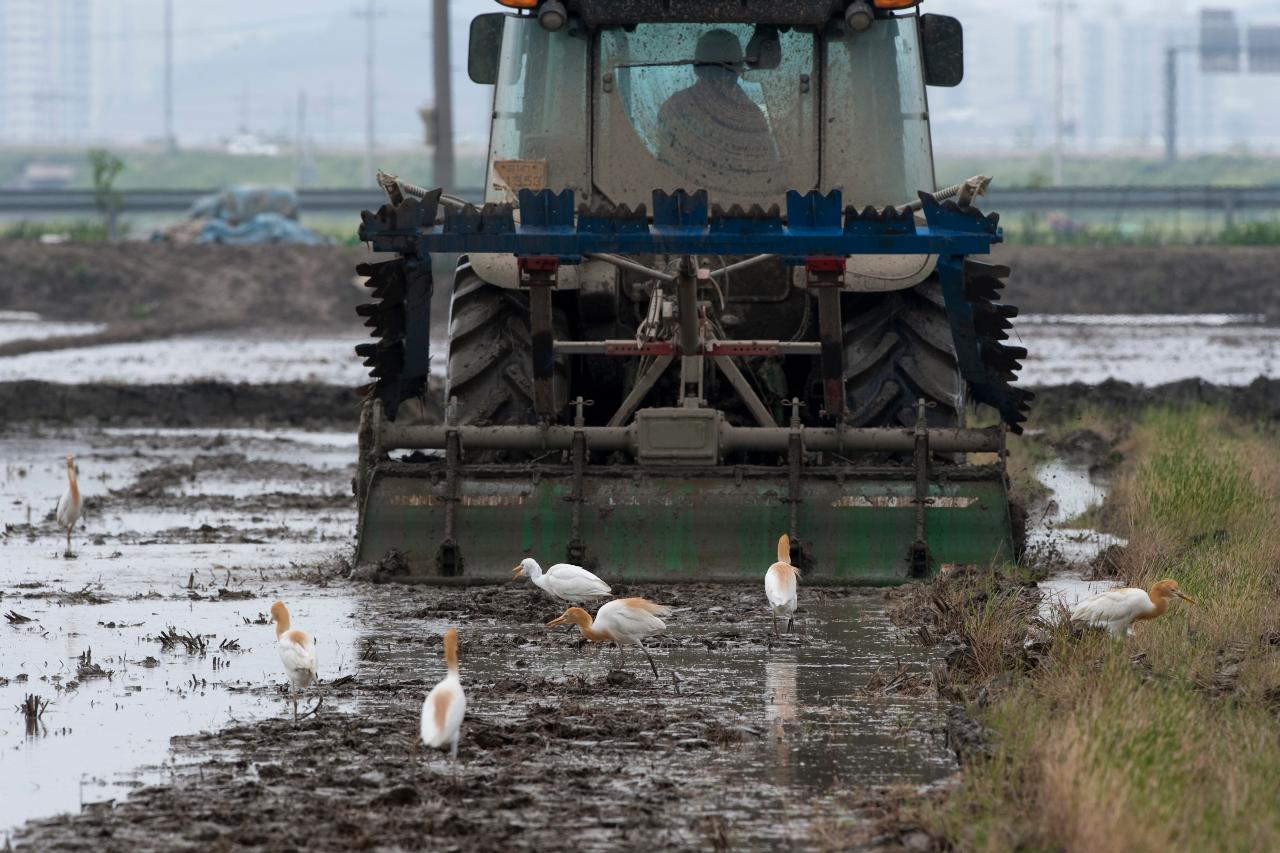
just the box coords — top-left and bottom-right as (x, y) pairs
(0, 0), (91, 143)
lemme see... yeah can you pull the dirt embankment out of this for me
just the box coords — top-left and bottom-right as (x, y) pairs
(994, 245), (1280, 318)
(0, 243), (370, 356)
(5, 243), (1278, 335)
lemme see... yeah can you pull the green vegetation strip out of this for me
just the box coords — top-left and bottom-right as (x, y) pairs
(915, 406), (1280, 850)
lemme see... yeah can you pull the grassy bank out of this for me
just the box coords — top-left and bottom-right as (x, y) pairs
(923, 406), (1280, 851)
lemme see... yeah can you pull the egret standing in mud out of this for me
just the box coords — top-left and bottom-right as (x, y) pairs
(55, 453), (82, 558)
(765, 533), (800, 636)
(547, 598), (670, 679)
(513, 557), (611, 604)
(421, 627), (466, 769)
(1070, 579), (1195, 638)
(269, 601), (317, 722)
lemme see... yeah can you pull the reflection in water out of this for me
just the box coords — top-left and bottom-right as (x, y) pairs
(764, 657), (797, 787)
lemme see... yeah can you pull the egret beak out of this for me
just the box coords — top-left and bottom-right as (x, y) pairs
(511, 564), (525, 579)
(1175, 590), (1195, 604)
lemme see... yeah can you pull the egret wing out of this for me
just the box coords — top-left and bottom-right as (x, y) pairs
(1070, 588), (1150, 624)
(278, 637), (317, 680)
(546, 563), (612, 599)
(600, 601), (666, 640)
(421, 680), (466, 747)
(765, 563), (797, 608)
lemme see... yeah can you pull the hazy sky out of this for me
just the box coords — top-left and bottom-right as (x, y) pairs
(82, 0), (1280, 150)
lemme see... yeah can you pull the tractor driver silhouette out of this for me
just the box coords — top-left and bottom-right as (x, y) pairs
(655, 29), (781, 189)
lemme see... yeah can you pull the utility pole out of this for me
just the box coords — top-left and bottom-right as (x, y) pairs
(164, 0), (176, 152)
(354, 1), (385, 187)
(1047, 0), (1074, 186)
(1163, 44), (1197, 166)
(431, 0), (455, 190)
(296, 91), (316, 189)
(1164, 46), (1178, 165)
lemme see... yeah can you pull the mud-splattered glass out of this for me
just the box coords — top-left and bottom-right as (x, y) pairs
(594, 24), (819, 206)
(822, 16), (936, 207)
(485, 17), (590, 203)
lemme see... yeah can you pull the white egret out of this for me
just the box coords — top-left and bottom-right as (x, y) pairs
(513, 557), (611, 604)
(764, 533), (800, 636)
(269, 600), (318, 722)
(55, 453), (82, 558)
(547, 597), (670, 679)
(1070, 579), (1195, 638)
(421, 627), (466, 767)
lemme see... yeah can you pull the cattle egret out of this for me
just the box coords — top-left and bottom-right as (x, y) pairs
(513, 557), (611, 604)
(55, 453), (82, 558)
(269, 601), (318, 722)
(765, 533), (800, 636)
(421, 627), (467, 767)
(1070, 579), (1195, 638)
(547, 597), (670, 679)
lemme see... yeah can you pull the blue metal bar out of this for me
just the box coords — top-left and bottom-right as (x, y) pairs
(358, 188), (1002, 262)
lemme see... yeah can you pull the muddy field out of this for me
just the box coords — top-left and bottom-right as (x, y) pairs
(0, 241), (1271, 849)
(2, 425), (966, 850)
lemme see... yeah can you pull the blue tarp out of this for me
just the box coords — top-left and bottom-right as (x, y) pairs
(196, 212), (331, 246)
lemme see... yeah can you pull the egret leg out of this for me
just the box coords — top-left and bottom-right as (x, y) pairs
(638, 640), (660, 680)
(786, 616), (794, 635)
(614, 642), (627, 672)
(64, 527), (72, 558)
(772, 616), (779, 638)
(449, 737), (459, 783)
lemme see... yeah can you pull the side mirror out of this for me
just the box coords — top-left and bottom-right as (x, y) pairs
(921, 14), (963, 87)
(745, 25), (782, 71)
(468, 13), (505, 85)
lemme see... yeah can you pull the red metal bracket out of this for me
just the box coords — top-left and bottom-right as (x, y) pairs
(603, 341), (676, 357)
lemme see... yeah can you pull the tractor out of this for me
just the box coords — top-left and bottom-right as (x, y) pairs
(352, 0), (1031, 583)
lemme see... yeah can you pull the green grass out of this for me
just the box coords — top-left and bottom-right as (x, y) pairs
(0, 145), (488, 191)
(936, 151), (1280, 189)
(0, 220), (118, 241)
(923, 406), (1280, 852)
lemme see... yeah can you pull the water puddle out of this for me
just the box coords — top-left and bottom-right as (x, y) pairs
(0, 313), (107, 347)
(0, 588), (360, 832)
(0, 333), (446, 385)
(1029, 457), (1127, 616)
(1017, 313), (1280, 386)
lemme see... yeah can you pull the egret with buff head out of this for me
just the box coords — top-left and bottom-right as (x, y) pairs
(55, 453), (82, 558)
(764, 533), (800, 637)
(1070, 579), (1195, 638)
(548, 597), (670, 679)
(269, 600), (318, 722)
(513, 557), (612, 604)
(421, 627), (467, 769)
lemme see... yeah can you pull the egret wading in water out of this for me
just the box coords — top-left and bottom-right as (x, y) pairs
(1070, 579), (1195, 638)
(765, 533), (800, 636)
(421, 627), (466, 769)
(269, 601), (318, 722)
(55, 453), (82, 558)
(513, 557), (611, 604)
(548, 598), (670, 679)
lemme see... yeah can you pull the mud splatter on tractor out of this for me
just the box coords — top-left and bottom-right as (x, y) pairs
(352, 1), (1030, 583)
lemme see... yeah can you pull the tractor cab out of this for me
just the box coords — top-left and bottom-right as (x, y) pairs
(469, 1), (963, 210)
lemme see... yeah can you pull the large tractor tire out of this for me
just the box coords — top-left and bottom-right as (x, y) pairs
(840, 279), (964, 428)
(444, 258), (569, 433)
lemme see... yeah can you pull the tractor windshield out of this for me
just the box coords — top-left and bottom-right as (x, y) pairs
(594, 24), (818, 205)
(484, 15), (935, 210)
(822, 17), (936, 208)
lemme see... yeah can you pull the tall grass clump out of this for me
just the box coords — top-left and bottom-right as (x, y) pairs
(924, 405), (1280, 852)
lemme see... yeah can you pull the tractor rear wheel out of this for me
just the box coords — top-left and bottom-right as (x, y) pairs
(444, 258), (569, 435)
(840, 279), (964, 428)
